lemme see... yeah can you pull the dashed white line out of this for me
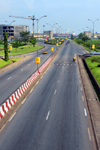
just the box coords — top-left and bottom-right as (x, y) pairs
(82, 96), (84, 101)
(46, 111), (50, 120)
(58, 80), (59, 83)
(7, 77), (11, 80)
(88, 128), (91, 141)
(81, 87), (82, 91)
(84, 108), (87, 116)
(28, 64), (30, 66)
(21, 69), (23, 71)
(54, 90), (57, 94)
(9, 112), (16, 121)
(22, 98), (27, 104)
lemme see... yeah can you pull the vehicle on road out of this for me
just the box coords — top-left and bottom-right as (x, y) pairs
(42, 52), (47, 54)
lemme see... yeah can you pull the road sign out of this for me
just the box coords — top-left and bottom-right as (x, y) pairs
(9, 46), (12, 50)
(51, 47), (54, 51)
(36, 57), (40, 63)
(56, 43), (58, 46)
(92, 45), (95, 49)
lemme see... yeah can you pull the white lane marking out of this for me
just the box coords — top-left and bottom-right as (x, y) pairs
(22, 98), (27, 104)
(36, 81), (39, 85)
(28, 64), (30, 66)
(7, 77), (11, 80)
(21, 68), (23, 71)
(46, 111), (50, 120)
(88, 128), (91, 141)
(58, 80), (59, 83)
(81, 87), (82, 91)
(80, 80), (81, 83)
(30, 89), (33, 93)
(33, 61), (34, 62)
(67, 64), (69, 65)
(82, 96), (84, 101)
(84, 108), (87, 116)
(54, 90), (57, 94)
(9, 112), (16, 121)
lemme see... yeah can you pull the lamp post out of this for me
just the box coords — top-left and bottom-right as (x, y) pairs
(5, 20), (15, 58)
(46, 23), (58, 30)
(43, 25), (45, 43)
(35, 15), (47, 72)
(88, 19), (99, 53)
(35, 15), (47, 57)
(87, 27), (93, 52)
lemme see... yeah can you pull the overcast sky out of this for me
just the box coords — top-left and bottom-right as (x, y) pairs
(0, 0), (100, 34)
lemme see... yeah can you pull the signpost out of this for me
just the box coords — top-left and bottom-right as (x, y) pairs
(36, 57), (40, 73)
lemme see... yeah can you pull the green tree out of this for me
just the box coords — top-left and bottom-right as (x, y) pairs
(4, 31), (9, 61)
(30, 35), (37, 47)
(20, 31), (30, 44)
(71, 34), (74, 40)
(0, 40), (3, 44)
(12, 40), (19, 52)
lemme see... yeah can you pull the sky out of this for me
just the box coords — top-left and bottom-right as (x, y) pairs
(0, 0), (100, 35)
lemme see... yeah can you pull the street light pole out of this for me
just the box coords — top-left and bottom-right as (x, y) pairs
(88, 19), (99, 53)
(35, 15), (47, 71)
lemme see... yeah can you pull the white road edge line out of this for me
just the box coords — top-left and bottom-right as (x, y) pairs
(84, 108), (87, 116)
(9, 112), (16, 121)
(46, 111), (50, 120)
(54, 90), (57, 94)
(30, 89), (33, 93)
(88, 128), (91, 141)
(82, 96), (84, 101)
(22, 98), (27, 104)
(7, 77), (11, 80)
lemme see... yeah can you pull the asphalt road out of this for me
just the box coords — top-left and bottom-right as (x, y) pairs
(0, 43), (56, 105)
(0, 42), (95, 150)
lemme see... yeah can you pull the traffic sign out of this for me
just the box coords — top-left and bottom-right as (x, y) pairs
(36, 57), (40, 63)
(92, 45), (95, 49)
(51, 47), (54, 51)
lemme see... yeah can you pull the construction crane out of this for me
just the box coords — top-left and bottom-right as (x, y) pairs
(38, 26), (41, 33)
(9, 15), (35, 34)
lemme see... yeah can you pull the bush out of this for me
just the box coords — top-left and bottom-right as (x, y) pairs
(90, 56), (100, 63)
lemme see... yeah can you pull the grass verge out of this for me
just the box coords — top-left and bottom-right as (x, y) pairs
(0, 58), (20, 68)
(86, 56), (100, 86)
(0, 45), (44, 56)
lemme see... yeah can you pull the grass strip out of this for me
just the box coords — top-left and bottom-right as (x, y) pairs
(86, 56), (100, 86)
(0, 58), (20, 68)
(0, 45), (43, 56)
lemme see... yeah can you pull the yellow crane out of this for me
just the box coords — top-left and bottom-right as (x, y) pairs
(9, 15), (35, 34)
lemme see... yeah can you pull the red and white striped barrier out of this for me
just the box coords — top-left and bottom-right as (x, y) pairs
(0, 56), (53, 119)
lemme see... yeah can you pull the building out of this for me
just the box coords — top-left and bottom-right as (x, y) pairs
(84, 31), (92, 38)
(0, 24), (29, 40)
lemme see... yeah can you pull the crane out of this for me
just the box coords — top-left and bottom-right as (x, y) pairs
(9, 15), (35, 34)
(38, 26), (41, 33)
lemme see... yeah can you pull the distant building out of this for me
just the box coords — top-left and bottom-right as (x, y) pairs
(84, 31), (92, 38)
(0, 24), (29, 40)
